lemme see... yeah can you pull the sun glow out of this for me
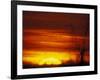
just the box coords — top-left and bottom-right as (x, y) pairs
(38, 57), (62, 66)
(23, 51), (81, 67)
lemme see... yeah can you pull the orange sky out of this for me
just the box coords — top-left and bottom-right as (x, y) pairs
(22, 11), (90, 68)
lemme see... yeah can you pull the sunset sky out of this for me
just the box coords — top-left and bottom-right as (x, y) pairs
(22, 11), (90, 68)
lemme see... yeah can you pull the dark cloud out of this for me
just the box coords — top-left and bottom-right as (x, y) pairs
(23, 11), (89, 36)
